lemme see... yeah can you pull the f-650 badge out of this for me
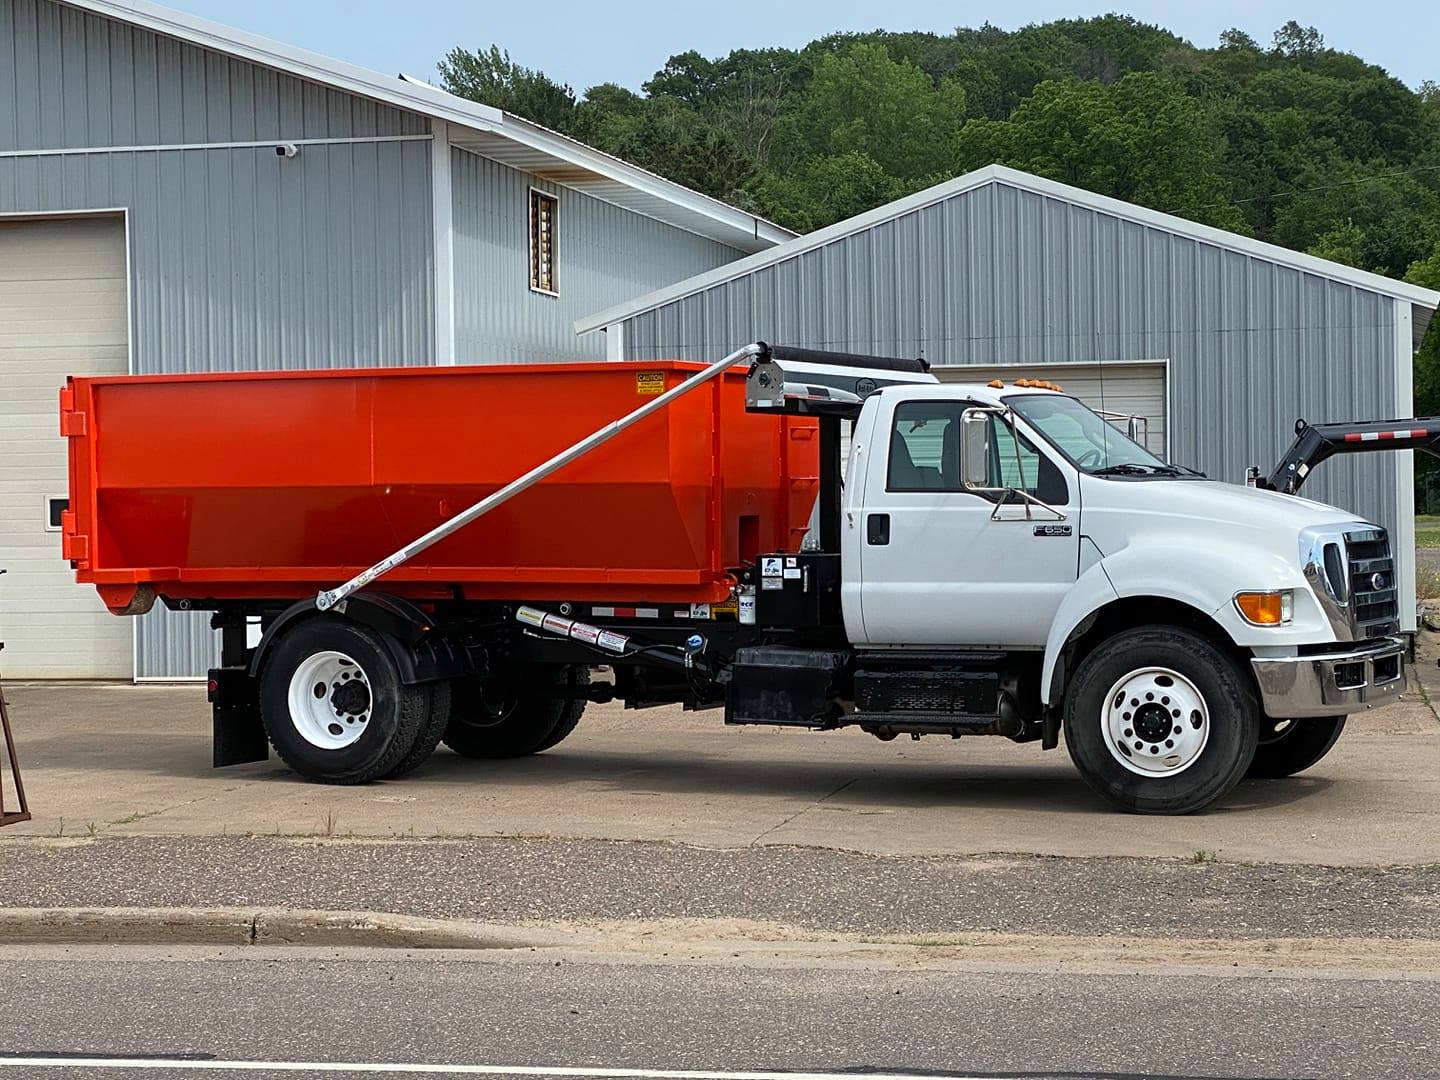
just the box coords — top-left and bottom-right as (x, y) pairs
(1033, 524), (1073, 537)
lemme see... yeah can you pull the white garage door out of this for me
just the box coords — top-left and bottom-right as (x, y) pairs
(933, 361), (1169, 458)
(0, 216), (132, 678)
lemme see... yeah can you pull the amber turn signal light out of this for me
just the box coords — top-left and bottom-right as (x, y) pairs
(1234, 590), (1293, 626)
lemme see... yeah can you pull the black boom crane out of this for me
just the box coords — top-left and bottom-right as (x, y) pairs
(1254, 418), (1440, 495)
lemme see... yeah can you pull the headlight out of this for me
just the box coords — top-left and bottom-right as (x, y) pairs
(1235, 590), (1294, 626)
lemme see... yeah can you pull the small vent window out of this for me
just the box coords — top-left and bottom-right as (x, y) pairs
(45, 496), (69, 531)
(529, 189), (558, 296)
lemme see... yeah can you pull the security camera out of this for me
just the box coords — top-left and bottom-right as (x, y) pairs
(276, 143), (300, 159)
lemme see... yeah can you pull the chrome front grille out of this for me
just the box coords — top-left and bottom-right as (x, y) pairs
(1344, 528), (1400, 638)
(1300, 523), (1402, 642)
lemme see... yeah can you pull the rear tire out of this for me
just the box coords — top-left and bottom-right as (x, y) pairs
(379, 679), (453, 780)
(1247, 715), (1346, 778)
(1063, 626), (1258, 814)
(259, 616), (435, 785)
(443, 664), (589, 759)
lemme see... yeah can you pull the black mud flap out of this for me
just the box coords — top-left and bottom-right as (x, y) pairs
(209, 667), (268, 767)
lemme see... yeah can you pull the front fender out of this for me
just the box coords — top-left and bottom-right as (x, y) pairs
(1040, 540), (1325, 705)
(1041, 559), (1118, 706)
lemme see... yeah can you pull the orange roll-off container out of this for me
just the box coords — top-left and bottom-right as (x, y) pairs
(61, 361), (820, 614)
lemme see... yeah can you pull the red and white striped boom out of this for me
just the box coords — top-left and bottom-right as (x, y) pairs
(1258, 418), (1440, 495)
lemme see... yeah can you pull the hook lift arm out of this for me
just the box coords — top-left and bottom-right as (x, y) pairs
(1253, 417), (1440, 496)
(316, 342), (935, 612)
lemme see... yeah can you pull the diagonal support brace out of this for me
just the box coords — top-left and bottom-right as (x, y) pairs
(315, 343), (766, 612)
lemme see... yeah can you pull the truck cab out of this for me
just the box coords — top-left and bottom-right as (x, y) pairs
(824, 378), (1404, 812)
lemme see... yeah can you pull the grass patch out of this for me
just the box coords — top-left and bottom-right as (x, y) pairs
(109, 809), (161, 826)
(1419, 570), (1440, 602)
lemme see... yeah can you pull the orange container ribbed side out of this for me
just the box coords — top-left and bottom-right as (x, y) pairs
(63, 361), (819, 610)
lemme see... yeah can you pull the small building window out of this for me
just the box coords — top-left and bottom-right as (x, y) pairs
(45, 496), (69, 531)
(529, 189), (558, 296)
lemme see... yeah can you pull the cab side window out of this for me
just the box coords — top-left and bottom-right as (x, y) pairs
(888, 402), (963, 491)
(887, 401), (1068, 504)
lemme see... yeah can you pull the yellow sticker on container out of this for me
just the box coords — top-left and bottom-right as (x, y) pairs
(636, 372), (666, 396)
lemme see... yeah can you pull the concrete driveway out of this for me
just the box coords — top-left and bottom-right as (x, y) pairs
(5, 666), (1438, 866)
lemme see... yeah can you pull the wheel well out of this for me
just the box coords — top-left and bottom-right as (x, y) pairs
(1055, 596), (1245, 702)
(246, 595), (467, 685)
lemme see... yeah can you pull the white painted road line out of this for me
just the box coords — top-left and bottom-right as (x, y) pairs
(0, 1062), (1017, 1079)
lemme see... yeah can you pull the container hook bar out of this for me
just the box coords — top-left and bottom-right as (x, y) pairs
(315, 343), (767, 612)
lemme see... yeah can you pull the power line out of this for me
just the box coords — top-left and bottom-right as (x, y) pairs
(1176, 163), (1440, 213)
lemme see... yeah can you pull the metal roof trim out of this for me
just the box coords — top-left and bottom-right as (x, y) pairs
(576, 164), (1440, 334)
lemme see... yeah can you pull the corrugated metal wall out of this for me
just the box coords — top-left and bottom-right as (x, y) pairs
(452, 147), (743, 362)
(0, 0), (428, 150)
(2, 0), (435, 677)
(622, 180), (1402, 544)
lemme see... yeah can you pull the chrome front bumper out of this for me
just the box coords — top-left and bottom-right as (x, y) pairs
(1250, 638), (1406, 719)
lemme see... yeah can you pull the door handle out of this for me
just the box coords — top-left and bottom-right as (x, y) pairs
(867, 513), (890, 546)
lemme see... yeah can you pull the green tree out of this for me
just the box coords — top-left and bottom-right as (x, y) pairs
(798, 43), (966, 180)
(1272, 21), (1324, 60)
(577, 94), (758, 204)
(1273, 166), (1440, 278)
(438, 46), (578, 133)
(754, 152), (901, 232)
(1409, 246), (1440, 421)
(955, 73), (1249, 230)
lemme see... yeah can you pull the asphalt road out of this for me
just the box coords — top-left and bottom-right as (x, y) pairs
(1, 945), (1436, 1080)
(4, 835), (1440, 941)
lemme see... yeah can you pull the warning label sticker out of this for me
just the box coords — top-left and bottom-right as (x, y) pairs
(569, 622), (601, 646)
(636, 372), (666, 396)
(541, 614), (574, 636)
(596, 630), (630, 653)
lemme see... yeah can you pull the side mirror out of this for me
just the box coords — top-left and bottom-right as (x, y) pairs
(960, 408), (993, 490)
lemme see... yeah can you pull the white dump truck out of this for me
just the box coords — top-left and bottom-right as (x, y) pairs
(68, 344), (1410, 813)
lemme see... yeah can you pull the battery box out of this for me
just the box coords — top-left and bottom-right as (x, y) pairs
(753, 552), (841, 627)
(726, 647), (849, 727)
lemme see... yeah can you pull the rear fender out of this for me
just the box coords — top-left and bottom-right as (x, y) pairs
(248, 593), (467, 685)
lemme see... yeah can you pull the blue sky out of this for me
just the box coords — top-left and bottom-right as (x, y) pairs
(169, 0), (1435, 92)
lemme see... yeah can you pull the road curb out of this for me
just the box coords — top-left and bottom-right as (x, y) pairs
(0, 907), (555, 950)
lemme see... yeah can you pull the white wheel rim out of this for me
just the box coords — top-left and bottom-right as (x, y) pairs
(1100, 666), (1209, 777)
(287, 650), (372, 750)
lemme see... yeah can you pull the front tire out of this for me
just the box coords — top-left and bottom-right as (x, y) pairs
(1063, 627), (1258, 814)
(1247, 715), (1346, 778)
(259, 616), (436, 785)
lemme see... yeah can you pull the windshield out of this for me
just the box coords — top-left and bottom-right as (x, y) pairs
(1007, 394), (1173, 476)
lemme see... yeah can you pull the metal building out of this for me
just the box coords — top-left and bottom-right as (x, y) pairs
(0, 0), (791, 679)
(580, 165), (1440, 630)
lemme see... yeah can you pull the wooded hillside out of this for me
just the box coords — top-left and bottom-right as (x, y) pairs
(439, 17), (1439, 398)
